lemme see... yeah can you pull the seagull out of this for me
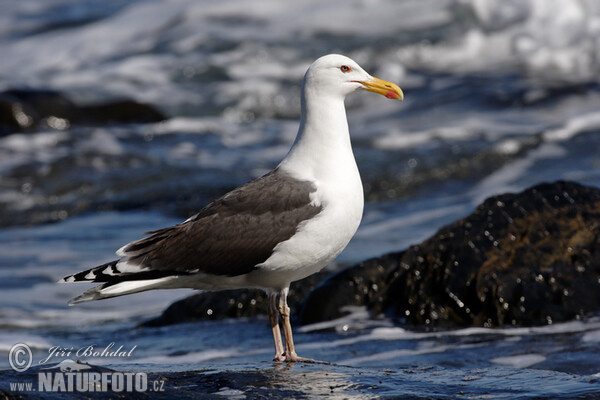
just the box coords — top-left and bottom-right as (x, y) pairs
(60, 54), (403, 363)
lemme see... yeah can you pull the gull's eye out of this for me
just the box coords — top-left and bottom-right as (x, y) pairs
(340, 65), (351, 73)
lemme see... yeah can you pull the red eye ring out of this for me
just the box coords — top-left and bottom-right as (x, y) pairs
(340, 65), (351, 73)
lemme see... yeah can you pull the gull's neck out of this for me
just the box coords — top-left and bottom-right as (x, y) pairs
(279, 88), (357, 183)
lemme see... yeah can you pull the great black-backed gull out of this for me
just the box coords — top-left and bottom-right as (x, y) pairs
(60, 54), (403, 363)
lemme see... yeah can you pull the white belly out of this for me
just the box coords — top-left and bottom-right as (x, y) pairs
(246, 166), (364, 290)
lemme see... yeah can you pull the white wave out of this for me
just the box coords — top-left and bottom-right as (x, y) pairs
(491, 353), (546, 368)
(494, 139), (522, 155)
(374, 126), (476, 150)
(340, 341), (487, 366)
(120, 349), (242, 365)
(299, 319), (600, 368)
(543, 111), (600, 142)
(0, 131), (71, 173)
(168, 141), (197, 160)
(0, 333), (52, 352)
(0, 285), (194, 329)
(341, 344), (452, 366)
(582, 330), (600, 343)
(468, 142), (566, 204)
(396, 0), (600, 82)
(356, 204), (466, 238)
(76, 129), (124, 156)
(150, 117), (224, 135)
(299, 318), (600, 352)
(0, 131), (68, 153)
(213, 387), (246, 400)
(299, 306), (391, 333)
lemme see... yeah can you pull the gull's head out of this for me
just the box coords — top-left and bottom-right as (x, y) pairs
(303, 54), (403, 101)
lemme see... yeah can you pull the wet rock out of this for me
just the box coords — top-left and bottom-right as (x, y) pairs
(301, 181), (600, 328)
(0, 88), (165, 135)
(142, 289), (267, 326)
(299, 255), (398, 325)
(77, 100), (166, 125)
(2, 359), (599, 399)
(142, 271), (329, 327)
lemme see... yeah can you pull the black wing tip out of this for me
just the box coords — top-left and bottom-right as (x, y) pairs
(58, 260), (120, 284)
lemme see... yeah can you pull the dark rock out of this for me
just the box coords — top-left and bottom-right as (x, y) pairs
(300, 181), (600, 328)
(142, 289), (267, 327)
(299, 254), (399, 325)
(0, 88), (165, 135)
(77, 100), (166, 125)
(0, 95), (37, 133)
(142, 271), (329, 327)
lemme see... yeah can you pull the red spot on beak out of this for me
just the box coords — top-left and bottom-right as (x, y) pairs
(385, 91), (399, 99)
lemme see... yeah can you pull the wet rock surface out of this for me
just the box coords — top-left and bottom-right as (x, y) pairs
(298, 256), (398, 326)
(2, 359), (599, 400)
(301, 180), (600, 328)
(0, 88), (165, 135)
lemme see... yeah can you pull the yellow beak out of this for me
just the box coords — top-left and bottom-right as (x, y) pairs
(358, 77), (404, 100)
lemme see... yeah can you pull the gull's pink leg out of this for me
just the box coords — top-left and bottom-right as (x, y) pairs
(278, 287), (326, 363)
(268, 291), (285, 362)
(278, 287), (300, 361)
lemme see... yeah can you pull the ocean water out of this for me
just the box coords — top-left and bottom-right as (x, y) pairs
(1, 0), (600, 398)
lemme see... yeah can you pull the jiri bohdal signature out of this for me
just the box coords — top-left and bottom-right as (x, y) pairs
(38, 343), (137, 365)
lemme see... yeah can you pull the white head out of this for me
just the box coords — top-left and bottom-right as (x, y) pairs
(302, 54), (403, 101)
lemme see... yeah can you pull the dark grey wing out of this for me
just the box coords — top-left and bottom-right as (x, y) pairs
(117, 168), (322, 277)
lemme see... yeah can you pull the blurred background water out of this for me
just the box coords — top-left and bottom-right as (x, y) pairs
(1, 0), (600, 398)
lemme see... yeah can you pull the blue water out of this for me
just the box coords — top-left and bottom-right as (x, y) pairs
(1, 0), (600, 398)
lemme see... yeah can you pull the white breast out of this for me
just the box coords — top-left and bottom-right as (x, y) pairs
(246, 154), (364, 290)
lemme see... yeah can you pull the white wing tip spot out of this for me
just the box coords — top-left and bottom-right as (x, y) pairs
(116, 244), (128, 257)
